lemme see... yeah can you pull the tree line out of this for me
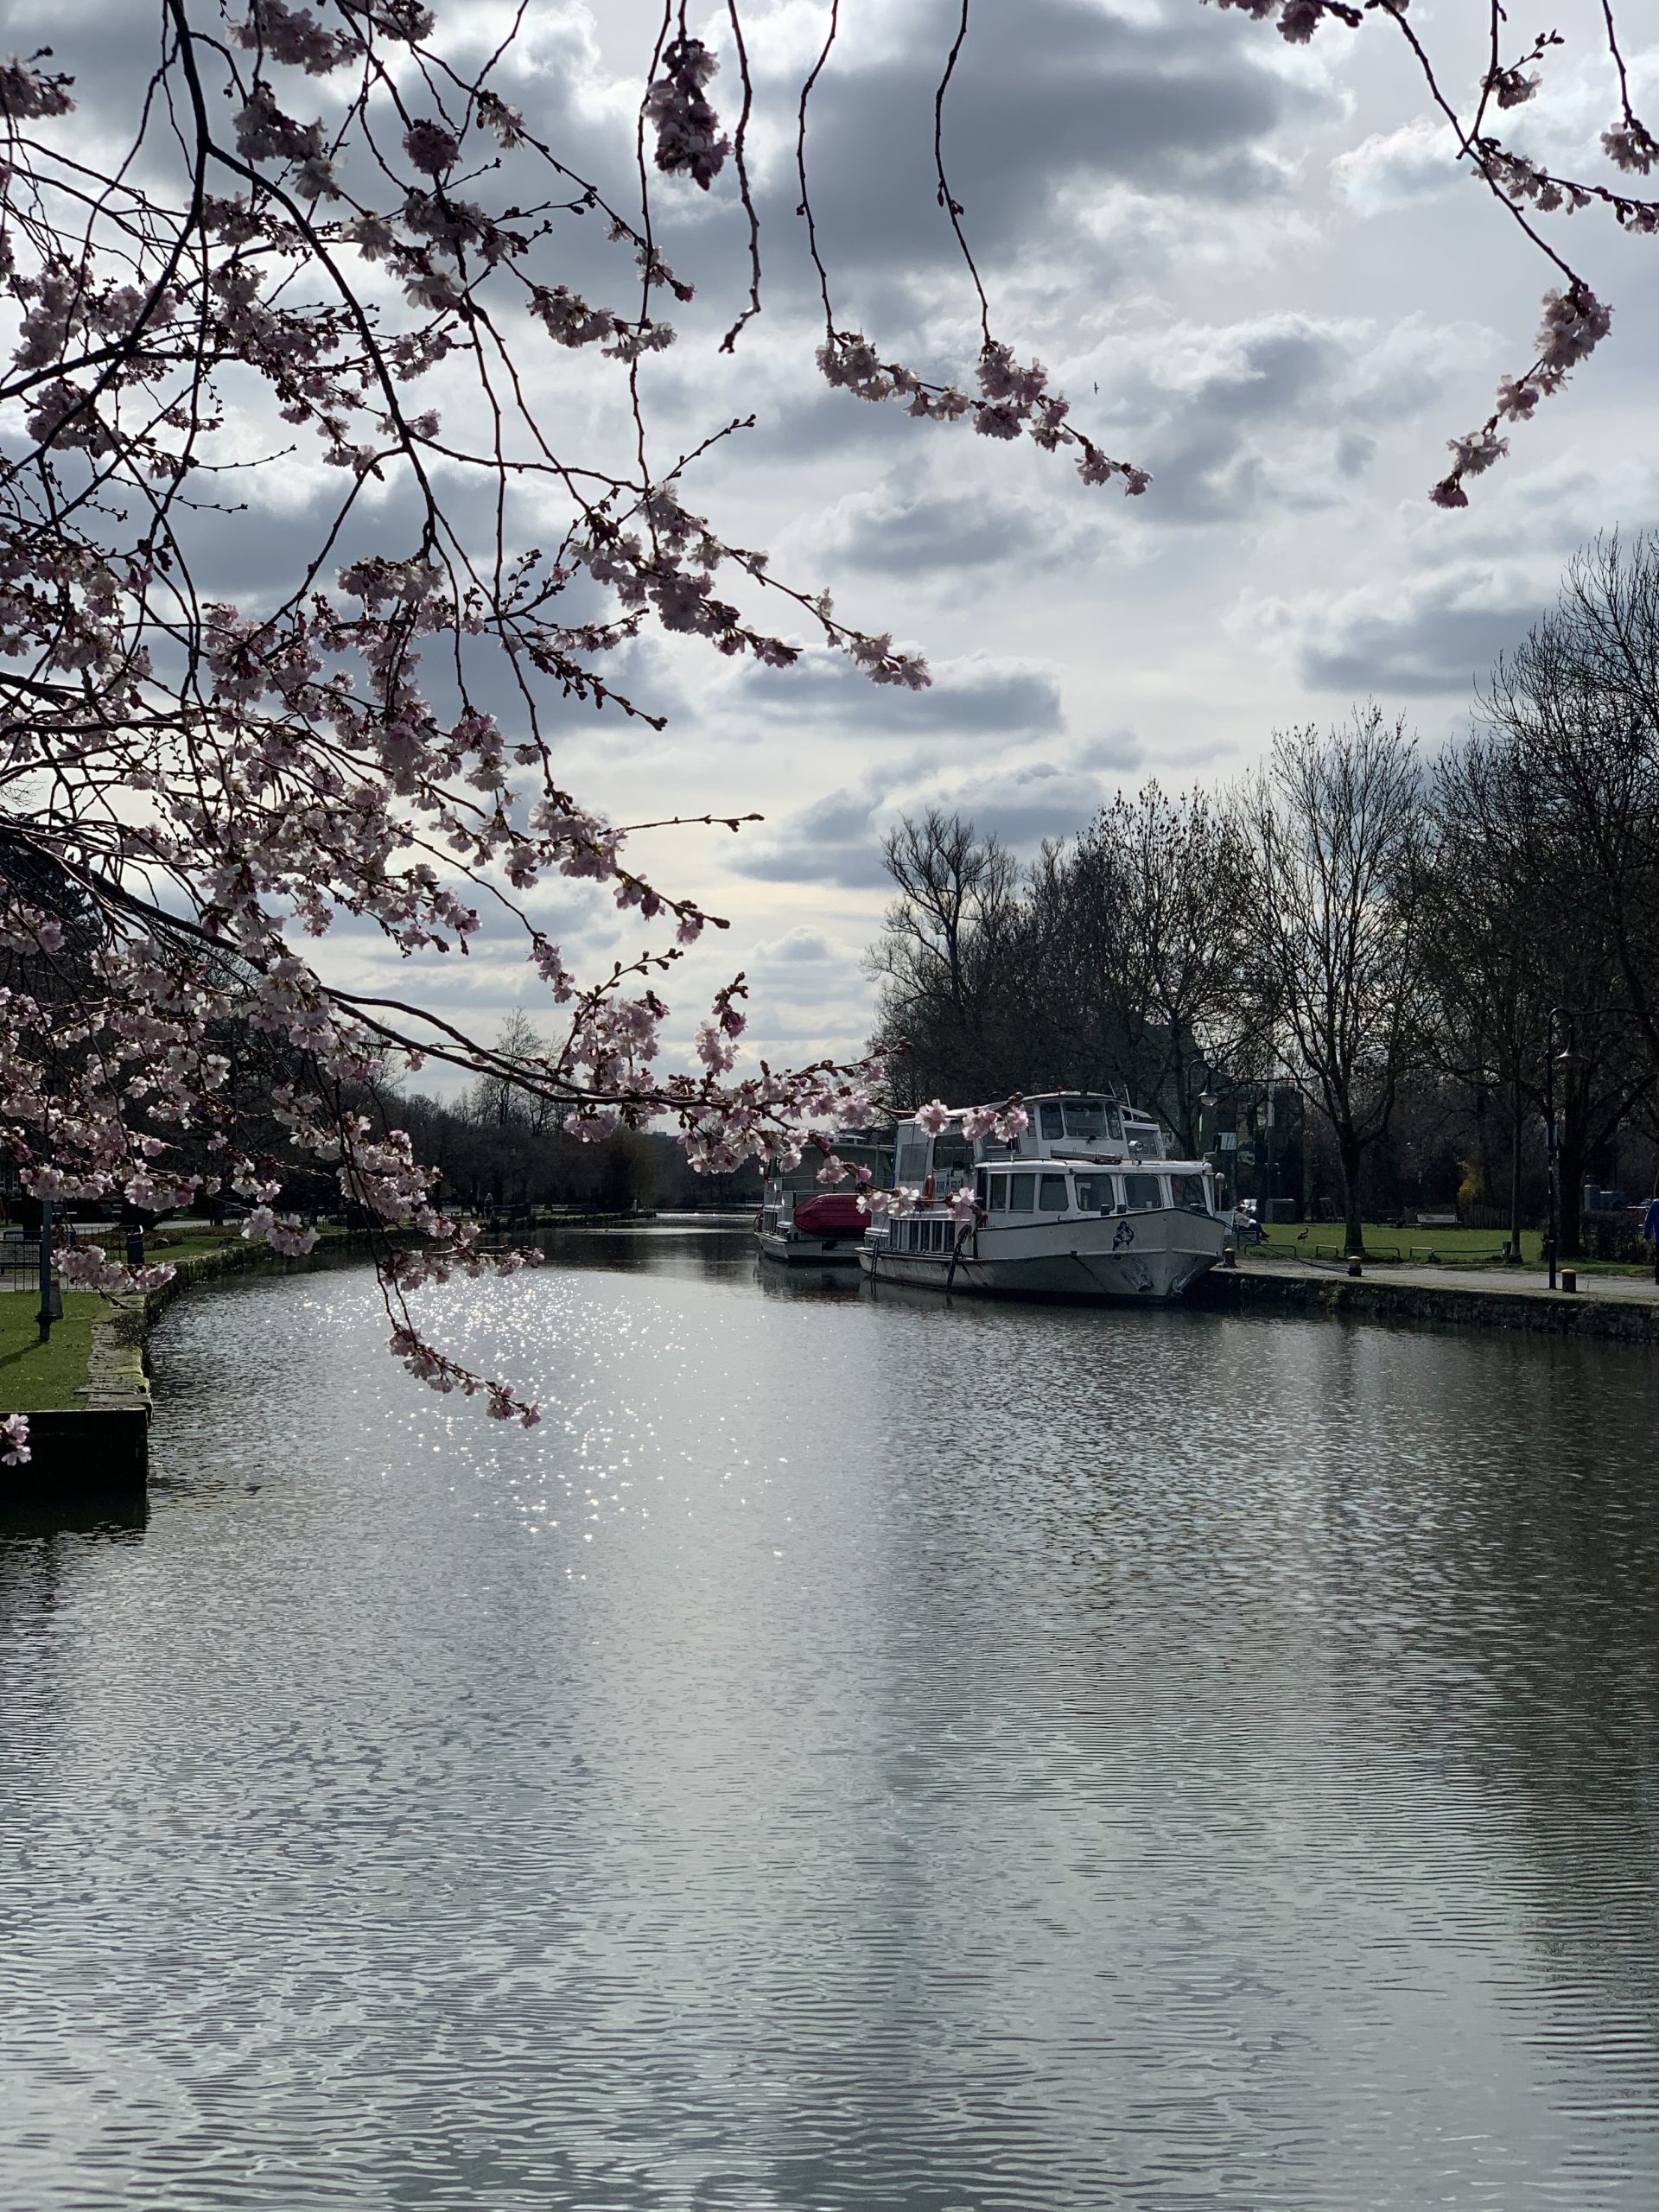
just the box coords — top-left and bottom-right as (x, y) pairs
(868, 534), (1659, 1259)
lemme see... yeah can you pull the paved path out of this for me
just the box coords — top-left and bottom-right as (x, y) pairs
(1245, 1253), (1659, 1306)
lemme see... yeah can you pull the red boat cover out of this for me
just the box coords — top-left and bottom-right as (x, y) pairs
(791, 1192), (868, 1236)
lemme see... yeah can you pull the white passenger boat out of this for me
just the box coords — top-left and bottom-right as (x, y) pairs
(859, 1090), (1229, 1302)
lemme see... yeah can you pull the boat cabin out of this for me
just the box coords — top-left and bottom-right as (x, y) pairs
(890, 1092), (1172, 1191)
(882, 1163), (1215, 1251)
(976, 1091), (1167, 1164)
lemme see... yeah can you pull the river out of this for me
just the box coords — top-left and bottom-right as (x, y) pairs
(3, 1228), (1658, 2209)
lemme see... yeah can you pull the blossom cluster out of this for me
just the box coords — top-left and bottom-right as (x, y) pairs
(1431, 285), (1611, 508)
(817, 334), (1149, 498)
(645, 38), (730, 192)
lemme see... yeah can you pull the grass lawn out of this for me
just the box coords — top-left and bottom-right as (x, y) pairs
(1260, 1221), (1537, 1263)
(0, 1291), (108, 1413)
(1259, 1221), (1651, 1275)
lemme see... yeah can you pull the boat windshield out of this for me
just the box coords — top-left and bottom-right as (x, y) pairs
(1169, 1173), (1210, 1213)
(1060, 1097), (1118, 1143)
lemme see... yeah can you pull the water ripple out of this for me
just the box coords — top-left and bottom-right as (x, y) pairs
(2, 1234), (1657, 2208)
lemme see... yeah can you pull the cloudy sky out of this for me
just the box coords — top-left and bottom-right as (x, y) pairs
(549, 0), (1657, 1078)
(16, 0), (1656, 1093)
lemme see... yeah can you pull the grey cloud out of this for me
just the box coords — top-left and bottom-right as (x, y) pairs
(1302, 600), (1535, 697)
(733, 785), (890, 888)
(1271, 559), (1579, 697)
(734, 750), (1112, 887)
(818, 479), (1089, 575)
(1126, 315), (1455, 525)
(773, 0), (1308, 280)
(1072, 728), (1144, 772)
(753, 928), (837, 966)
(938, 760), (1110, 848)
(734, 650), (1064, 739)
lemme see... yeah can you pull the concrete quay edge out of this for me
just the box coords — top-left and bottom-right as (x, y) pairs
(1, 1230), (387, 1515)
(1194, 1256), (1659, 1346)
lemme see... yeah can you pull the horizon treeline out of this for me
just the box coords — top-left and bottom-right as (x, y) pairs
(867, 532), (1659, 1260)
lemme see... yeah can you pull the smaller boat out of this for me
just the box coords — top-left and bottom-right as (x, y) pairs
(756, 1140), (889, 1267)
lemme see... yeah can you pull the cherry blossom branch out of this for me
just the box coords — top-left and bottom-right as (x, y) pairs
(1203, 0), (1653, 504)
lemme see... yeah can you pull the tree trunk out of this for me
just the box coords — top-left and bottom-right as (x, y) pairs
(1508, 1080), (1524, 1263)
(1338, 1127), (1365, 1256)
(1559, 1121), (1586, 1259)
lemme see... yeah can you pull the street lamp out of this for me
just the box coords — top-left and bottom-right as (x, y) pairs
(1198, 1090), (1223, 1209)
(36, 1196), (54, 1345)
(1260, 1077), (1278, 1233)
(1542, 1006), (1574, 1293)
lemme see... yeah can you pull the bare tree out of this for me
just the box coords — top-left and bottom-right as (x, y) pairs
(1246, 709), (1427, 1256)
(867, 812), (1020, 1107)
(1046, 785), (1256, 1152)
(1424, 734), (1551, 1256)
(1484, 534), (1659, 1072)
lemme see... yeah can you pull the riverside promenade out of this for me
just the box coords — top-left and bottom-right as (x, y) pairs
(1201, 1247), (1659, 1344)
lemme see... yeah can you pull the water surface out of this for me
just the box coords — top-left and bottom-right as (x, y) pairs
(3, 1231), (1658, 2209)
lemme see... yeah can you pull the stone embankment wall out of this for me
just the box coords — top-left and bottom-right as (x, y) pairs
(1197, 1264), (1659, 1346)
(3, 1233), (385, 1512)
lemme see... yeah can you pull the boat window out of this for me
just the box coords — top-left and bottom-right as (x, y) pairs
(1038, 1103), (1065, 1139)
(1169, 1173), (1209, 1213)
(1073, 1174), (1109, 1212)
(1125, 1173), (1162, 1210)
(975, 1169), (988, 1208)
(1060, 1099), (1109, 1143)
(988, 1174), (1008, 1213)
(1038, 1173), (1069, 1212)
(935, 1133), (971, 1175)
(895, 1138), (930, 1185)
(1007, 1173), (1036, 1212)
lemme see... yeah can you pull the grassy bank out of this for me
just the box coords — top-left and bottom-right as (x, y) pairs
(1258, 1221), (1538, 1263)
(0, 1293), (108, 1413)
(1256, 1221), (1651, 1275)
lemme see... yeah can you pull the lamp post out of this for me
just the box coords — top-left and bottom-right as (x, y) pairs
(1543, 1005), (1568, 1293)
(1260, 1077), (1277, 1232)
(1198, 1089), (1220, 1206)
(36, 1196), (54, 1345)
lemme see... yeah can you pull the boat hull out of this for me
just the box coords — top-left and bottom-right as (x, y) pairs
(757, 1229), (863, 1268)
(860, 1208), (1227, 1301)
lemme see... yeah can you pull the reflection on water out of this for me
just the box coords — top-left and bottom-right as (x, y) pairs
(3, 1229), (1659, 2210)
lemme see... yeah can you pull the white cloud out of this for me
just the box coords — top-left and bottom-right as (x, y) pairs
(1332, 118), (1459, 218)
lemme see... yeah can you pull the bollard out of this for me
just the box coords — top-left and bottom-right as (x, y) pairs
(1560, 1268), (1577, 1293)
(1347, 1259), (1363, 1278)
(1221, 1245), (1236, 1269)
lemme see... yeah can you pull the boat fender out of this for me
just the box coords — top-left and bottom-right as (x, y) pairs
(923, 1174), (935, 1201)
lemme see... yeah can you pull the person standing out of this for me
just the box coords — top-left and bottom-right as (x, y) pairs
(1643, 1191), (1659, 1285)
